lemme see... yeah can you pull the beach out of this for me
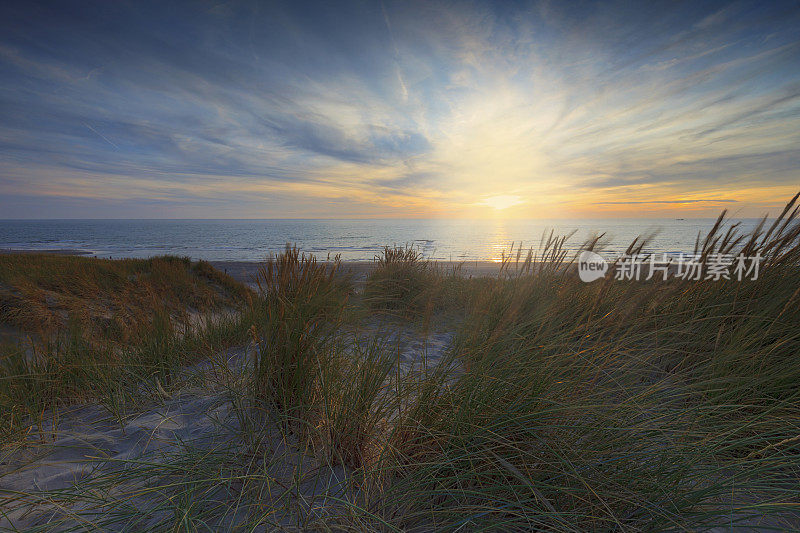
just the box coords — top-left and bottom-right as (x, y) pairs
(3, 0), (798, 527)
(2, 205), (800, 530)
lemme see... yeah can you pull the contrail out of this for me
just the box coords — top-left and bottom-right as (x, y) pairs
(82, 121), (119, 149)
(380, 0), (409, 101)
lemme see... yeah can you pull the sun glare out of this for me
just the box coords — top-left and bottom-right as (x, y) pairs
(482, 195), (523, 210)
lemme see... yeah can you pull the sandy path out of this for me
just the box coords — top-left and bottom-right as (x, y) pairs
(0, 324), (454, 530)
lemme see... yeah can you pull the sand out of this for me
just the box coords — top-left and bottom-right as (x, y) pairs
(0, 249), (517, 285)
(0, 322), (454, 530)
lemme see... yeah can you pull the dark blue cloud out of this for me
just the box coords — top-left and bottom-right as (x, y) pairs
(0, 0), (798, 217)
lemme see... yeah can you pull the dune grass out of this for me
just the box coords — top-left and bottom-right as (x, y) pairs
(363, 245), (478, 325)
(367, 195), (800, 530)
(0, 254), (248, 339)
(250, 246), (351, 414)
(0, 254), (260, 441)
(2, 196), (800, 530)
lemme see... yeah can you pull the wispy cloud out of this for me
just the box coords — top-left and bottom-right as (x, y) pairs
(0, 0), (798, 218)
(596, 199), (739, 205)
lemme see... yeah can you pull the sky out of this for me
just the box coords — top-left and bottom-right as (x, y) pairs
(0, 0), (799, 219)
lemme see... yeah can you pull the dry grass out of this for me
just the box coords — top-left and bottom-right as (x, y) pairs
(0, 254), (257, 440)
(2, 195), (800, 530)
(0, 254), (248, 344)
(363, 245), (475, 322)
(368, 194), (800, 530)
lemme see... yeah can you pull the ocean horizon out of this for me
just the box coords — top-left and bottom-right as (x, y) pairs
(0, 218), (772, 262)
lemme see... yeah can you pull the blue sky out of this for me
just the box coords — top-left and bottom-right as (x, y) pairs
(1, 0), (799, 218)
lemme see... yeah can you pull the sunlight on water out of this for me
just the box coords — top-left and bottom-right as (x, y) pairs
(489, 220), (511, 263)
(0, 218), (772, 262)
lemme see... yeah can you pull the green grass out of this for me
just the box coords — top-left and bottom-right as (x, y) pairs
(363, 245), (438, 315)
(249, 246), (352, 412)
(2, 196), (800, 530)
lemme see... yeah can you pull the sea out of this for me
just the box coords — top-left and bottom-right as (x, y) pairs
(0, 219), (771, 262)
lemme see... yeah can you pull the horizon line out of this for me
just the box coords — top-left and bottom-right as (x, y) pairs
(0, 216), (780, 222)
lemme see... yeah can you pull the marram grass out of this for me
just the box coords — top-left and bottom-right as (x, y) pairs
(2, 196), (800, 531)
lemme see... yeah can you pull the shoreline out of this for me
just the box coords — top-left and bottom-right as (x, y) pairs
(0, 250), (511, 282)
(5, 250), (754, 285)
(0, 248), (94, 256)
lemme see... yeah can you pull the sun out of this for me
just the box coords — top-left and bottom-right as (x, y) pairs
(481, 195), (523, 210)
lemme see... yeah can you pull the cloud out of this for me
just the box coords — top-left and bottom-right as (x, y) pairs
(0, 0), (798, 218)
(595, 199), (739, 205)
